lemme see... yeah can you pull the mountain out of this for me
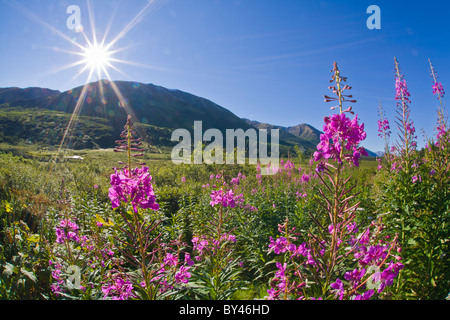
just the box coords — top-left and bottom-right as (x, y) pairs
(0, 81), (313, 155)
(0, 80), (376, 157)
(0, 87), (60, 108)
(45, 80), (253, 134)
(244, 119), (321, 145)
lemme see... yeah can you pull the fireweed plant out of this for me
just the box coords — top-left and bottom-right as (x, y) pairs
(46, 181), (121, 299)
(105, 116), (193, 300)
(265, 62), (402, 300)
(375, 59), (450, 299)
(185, 181), (245, 300)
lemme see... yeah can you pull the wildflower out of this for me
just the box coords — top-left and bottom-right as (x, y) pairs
(353, 289), (374, 300)
(181, 176), (186, 183)
(372, 262), (404, 293)
(377, 118), (391, 138)
(292, 242), (308, 257)
(163, 253), (178, 267)
(395, 78), (411, 103)
(266, 287), (278, 300)
(432, 82), (445, 98)
(395, 58), (417, 151)
(273, 262), (288, 289)
(344, 268), (366, 288)
(55, 219), (80, 244)
(346, 222), (358, 233)
(192, 236), (208, 258)
(315, 113), (368, 167)
(102, 276), (136, 300)
(184, 252), (195, 266)
(412, 175), (421, 183)
(230, 177), (240, 185)
(430, 169), (436, 176)
(108, 166), (159, 213)
(50, 262), (65, 296)
(210, 189), (244, 208)
(359, 245), (387, 266)
(330, 278), (345, 300)
(175, 265), (191, 284)
(284, 160), (295, 172)
(269, 236), (294, 254)
(315, 162), (326, 173)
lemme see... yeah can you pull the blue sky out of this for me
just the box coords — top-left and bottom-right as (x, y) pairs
(0, 0), (449, 152)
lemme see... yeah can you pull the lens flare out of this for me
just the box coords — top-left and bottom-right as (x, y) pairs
(81, 42), (112, 73)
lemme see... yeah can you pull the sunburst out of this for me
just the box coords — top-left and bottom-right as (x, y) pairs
(5, 0), (165, 152)
(81, 41), (113, 75)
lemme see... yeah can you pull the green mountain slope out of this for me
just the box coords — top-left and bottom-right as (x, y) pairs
(0, 80), (357, 157)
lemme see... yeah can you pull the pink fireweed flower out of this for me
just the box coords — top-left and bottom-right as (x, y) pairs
(184, 252), (195, 266)
(429, 60), (445, 99)
(412, 175), (421, 183)
(359, 245), (388, 266)
(315, 113), (368, 167)
(102, 276), (136, 300)
(175, 265), (191, 284)
(301, 174), (310, 182)
(209, 189), (244, 208)
(372, 261), (404, 293)
(192, 236), (209, 258)
(353, 289), (374, 300)
(432, 82), (445, 98)
(55, 219), (80, 244)
(395, 58), (418, 151)
(395, 78), (411, 103)
(344, 268), (366, 288)
(163, 253), (178, 267)
(377, 118), (391, 138)
(284, 160), (295, 172)
(330, 278), (345, 300)
(108, 166), (159, 213)
(268, 236), (295, 254)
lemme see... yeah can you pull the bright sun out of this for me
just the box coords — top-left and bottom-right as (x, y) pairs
(81, 42), (112, 73)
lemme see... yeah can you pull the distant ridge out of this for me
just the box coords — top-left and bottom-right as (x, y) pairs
(0, 80), (376, 157)
(243, 118), (378, 157)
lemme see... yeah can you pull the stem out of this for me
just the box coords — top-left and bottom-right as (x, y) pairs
(322, 66), (346, 297)
(429, 58), (445, 128)
(335, 69), (344, 114)
(127, 121), (132, 178)
(394, 57), (411, 166)
(133, 210), (153, 299)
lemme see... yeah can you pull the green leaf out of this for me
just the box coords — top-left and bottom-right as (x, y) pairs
(20, 267), (37, 284)
(26, 234), (40, 243)
(3, 263), (15, 276)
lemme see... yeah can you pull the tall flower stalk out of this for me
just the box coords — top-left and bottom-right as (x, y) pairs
(317, 62), (367, 295)
(109, 115), (163, 299)
(266, 62), (401, 300)
(394, 57), (416, 165)
(429, 58), (447, 130)
(377, 101), (391, 156)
